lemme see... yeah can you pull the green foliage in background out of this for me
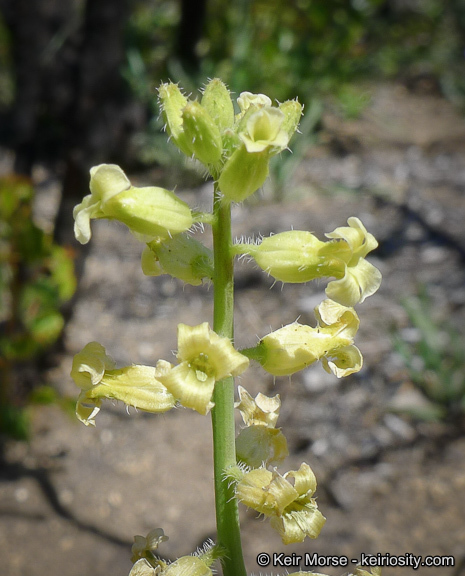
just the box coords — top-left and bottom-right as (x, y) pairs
(0, 175), (76, 439)
(393, 288), (465, 424)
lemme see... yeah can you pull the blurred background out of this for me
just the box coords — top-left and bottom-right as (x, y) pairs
(1, 1), (465, 575)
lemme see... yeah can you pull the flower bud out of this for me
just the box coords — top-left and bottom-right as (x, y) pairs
(279, 98), (303, 140)
(201, 78), (234, 133)
(218, 144), (269, 202)
(142, 234), (214, 285)
(181, 101), (223, 165)
(158, 82), (193, 157)
(237, 91), (272, 114)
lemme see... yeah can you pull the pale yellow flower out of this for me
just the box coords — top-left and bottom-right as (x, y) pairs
(71, 342), (175, 426)
(235, 463), (326, 544)
(244, 299), (362, 377)
(73, 164), (193, 244)
(157, 323), (249, 414)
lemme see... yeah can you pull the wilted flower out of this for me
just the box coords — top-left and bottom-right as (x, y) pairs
(157, 323), (249, 415)
(71, 342), (176, 426)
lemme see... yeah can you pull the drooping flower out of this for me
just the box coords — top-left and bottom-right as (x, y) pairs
(234, 463), (326, 544)
(71, 342), (176, 426)
(242, 299), (362, 377)
(157, 323), (249, 415)
(73, 164), (193, 244)
(235, 217), (381, 307)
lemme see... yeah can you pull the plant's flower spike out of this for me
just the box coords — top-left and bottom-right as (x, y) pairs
(158, 82), (193, 157)
(142, 234), (214, 285)
(239, 107), (289, 154)
(157, 323), (249, 415)
(236, 425), (289, 467)
(244, 300), (362, 377)
(279, 98), (304, 139)
(218, 145), (269, 202)
(131, 528), (168, 563)
(235, 463), (325, 544)
(71, 342), (176, 426)
(201, 78), (234, 133)
(182, 101), (223, 165)
(324, 217), (382, 306)
(237, 91), (272, 114)
(73, 164), (193, 244)
(235, 385), (281, 427)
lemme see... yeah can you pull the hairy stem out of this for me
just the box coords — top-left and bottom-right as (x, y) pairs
(211, 184), (247, 576)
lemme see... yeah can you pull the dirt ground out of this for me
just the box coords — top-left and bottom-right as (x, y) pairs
(1, 83), (465, 576)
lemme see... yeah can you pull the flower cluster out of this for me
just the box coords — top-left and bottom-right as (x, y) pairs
(159, 79), (303, 202)
(70, 79), (383, 575)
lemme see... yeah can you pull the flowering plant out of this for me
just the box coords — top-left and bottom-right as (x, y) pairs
(71, 79), (381, 576)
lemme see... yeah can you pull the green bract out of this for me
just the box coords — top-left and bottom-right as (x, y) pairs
(73, 164), (193, 244)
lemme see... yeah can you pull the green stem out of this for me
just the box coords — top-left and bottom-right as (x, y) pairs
(211, 185), (247, 576)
